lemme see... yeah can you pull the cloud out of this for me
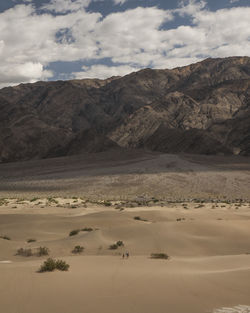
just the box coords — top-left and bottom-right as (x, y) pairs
(0, 62), (53, 89)
(41, 0), (91, 13)
(0, 0), (249, 88)
(73, 64), (139, 79)
(113, 0), (128, 5)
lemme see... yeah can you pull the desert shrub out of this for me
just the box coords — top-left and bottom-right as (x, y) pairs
(109, 241), (124, 250)
(116, 240), (124, 247)
(0, 199), (8, 206)
(81, 227), (93, 232)
(0, 235), (11, 240)
(72, 245), (84, 254)
(30, 198), (39, 202)
(195, 204), (205, 208)
(103, 201), (112, 207)
(109, 244), (118, 250)
(39, 258), (69, 272)
(176, 218), (185, 222)
(134, 216), (147, 222)
(134, 216), (141, 220)
(69, 229), (80, 236)
(150, 253), (169, 260)
(47, 197), (58, 204)
(27, 239), (36, 243)
(55, 259), (70, 271)
(16, 248), (33, 257)
(37, 246), (49, 256)
(39, 258), (56, 272)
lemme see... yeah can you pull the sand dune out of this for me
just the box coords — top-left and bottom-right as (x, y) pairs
(0, 199), (250, 313)
(0, 152), (250, 312)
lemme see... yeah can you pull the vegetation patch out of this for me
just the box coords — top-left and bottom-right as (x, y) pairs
(39, 258), (69, 272)
(72, 245), (84, 254)
(103, 201), (112, 207)
(47, 197), (58, 204)
(81, 227), (93, 232)
(30, 197), (39, 202)
(27, 239), (36, 243)
(37, 246), (49, 256)
(69, 227), (95, 236)
(69, 229), (80, 236)
(0, 235), (11, 240)
(134, 216), (148, 222)
(16, 248), (33, 257)
(109, 241), (124, 250)
(109, 244), (118, 250)
(150, 253), (169, 260)
(0, 199), (8, 206)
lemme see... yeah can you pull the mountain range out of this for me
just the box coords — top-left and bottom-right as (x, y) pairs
(0, 56), (250, 163)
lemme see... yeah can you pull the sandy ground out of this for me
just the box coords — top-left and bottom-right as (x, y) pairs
(0, 199), (250, 313)
(0, 150), (250, 200)
(0, 152), (250, 312)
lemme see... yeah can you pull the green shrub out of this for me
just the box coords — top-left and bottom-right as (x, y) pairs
(55, 259), (70, 271)
(30, 198), (39, 202)
(109, 241), (124, 250)
(151, 253), (169, 260)
(72, 245), (84, 254)
(69, 229), (80, 236)
(27, 239), (36, 243)
(116, 240), (124, 247)
(81, 227), (93, 232)
(47, 197), (58, 204)
(37, 246), (49, 256)
(0, 235), (11, 240)
(16, 248), (33, 257)
(0, 199), (8, 206)
(103, 201), (112, 207)
(39, 258), (56, 272)
(39, 258), (69, 272)
(109, 244), (118, 250)
(134, 216), (147, 221)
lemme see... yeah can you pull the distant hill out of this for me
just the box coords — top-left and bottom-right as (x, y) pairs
(0, 56), (250, 163)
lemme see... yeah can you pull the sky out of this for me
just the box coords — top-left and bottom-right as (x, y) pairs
(0, 0), (250, 88)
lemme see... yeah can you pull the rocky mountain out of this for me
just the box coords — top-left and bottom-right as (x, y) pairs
(0, 56), (250, 163)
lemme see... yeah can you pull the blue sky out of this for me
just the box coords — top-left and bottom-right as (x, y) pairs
(0, 0), (249, 88)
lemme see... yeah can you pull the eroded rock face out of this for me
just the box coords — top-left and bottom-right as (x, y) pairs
(0, 57), (250, 162)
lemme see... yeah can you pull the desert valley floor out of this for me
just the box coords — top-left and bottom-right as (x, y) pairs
(0, 151), (250, 313)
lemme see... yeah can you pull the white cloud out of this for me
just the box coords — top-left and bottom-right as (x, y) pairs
(177, 0), (207, 16)
(41, 0), (91, 13)
(0, 62), (53, 89)
(0, 0), (250, 87)
(73, 64), (139, 79)
(113, 0), (128, 5)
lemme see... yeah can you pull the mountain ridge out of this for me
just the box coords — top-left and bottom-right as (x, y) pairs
(0, 56), (250, 163)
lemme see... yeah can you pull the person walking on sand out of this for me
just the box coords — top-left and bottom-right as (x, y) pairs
(126, 251), (129, 258)
(122, 253), (125, 259)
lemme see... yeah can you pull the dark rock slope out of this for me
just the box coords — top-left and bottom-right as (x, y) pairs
(0, 57), (249, 162)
